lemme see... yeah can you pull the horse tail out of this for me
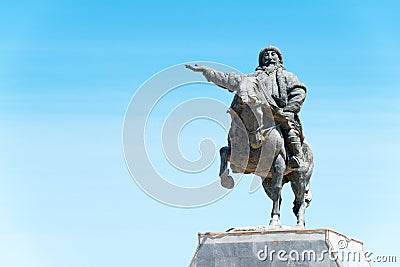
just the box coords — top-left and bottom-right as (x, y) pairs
(302, 140), (314, 206)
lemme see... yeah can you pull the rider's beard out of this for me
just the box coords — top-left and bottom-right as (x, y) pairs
(264, 63), (278, 73)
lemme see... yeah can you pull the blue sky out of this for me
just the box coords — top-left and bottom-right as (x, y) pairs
(1, 0), (400, 266)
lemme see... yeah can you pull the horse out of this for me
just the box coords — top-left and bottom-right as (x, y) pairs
(185, 64), (313, 227)
(218, 77), (314, 227)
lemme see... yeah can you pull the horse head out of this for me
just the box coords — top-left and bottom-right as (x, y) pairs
(236, 101), (275, 149)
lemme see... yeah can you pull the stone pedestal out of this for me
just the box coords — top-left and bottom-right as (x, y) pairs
(190, 228), (371, 267)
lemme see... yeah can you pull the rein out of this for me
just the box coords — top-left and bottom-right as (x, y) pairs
(237, 122), (276, 141)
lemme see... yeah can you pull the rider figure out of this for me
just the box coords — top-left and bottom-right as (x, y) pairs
(250, 46), (307, 169)
(186, 46), (307, 169)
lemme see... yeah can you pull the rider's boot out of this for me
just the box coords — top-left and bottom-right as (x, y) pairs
(287, 135), (303, 169)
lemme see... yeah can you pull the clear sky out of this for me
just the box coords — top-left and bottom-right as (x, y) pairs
(1, 0), (400, 266)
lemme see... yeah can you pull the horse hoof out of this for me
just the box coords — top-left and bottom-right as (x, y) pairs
(220, 175), (234, 189)
(296, 220), (305, 228)
(269, 215), (281, 226)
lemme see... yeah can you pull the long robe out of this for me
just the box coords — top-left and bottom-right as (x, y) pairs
(202, 66), (307, 140)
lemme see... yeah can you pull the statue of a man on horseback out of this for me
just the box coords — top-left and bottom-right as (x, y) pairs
(186, 46), (313, 227)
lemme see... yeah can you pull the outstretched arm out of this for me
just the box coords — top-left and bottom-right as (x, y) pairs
(185, 64), (208, 73)
(185, 64), (242, 92)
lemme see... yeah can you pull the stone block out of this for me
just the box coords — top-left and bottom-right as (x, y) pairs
(189, 228), (371, 267)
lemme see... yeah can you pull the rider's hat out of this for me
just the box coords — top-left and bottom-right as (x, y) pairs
(258, 46), (283, 66)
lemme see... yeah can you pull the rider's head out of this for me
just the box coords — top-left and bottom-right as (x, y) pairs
(258, 46), (283, 68)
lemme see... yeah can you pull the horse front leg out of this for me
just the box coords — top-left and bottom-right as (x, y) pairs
(219, 146), (234, 189)
(269, 154), (285, 226)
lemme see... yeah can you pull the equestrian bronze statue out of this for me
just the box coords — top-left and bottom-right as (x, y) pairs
(186, 46), (313, 227)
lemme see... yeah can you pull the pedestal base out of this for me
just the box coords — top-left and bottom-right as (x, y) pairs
(190, 228), (370, 266)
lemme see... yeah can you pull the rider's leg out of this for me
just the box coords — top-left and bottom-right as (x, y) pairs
(285, 129), (303, 169)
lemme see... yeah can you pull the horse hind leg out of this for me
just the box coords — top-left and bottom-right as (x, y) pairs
(291, 176), (311, 227)
(219, 146), (234, 189)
